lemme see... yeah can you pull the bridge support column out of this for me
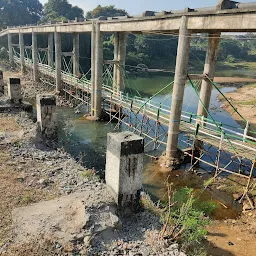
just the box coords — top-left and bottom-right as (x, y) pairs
(73, 33), (80, 77)
(113, 32), (127, 92)
(48, 33), (54, 67)
(19, 33), (25, 74)
(8, 33), (14, 66)
(94, 23), (103, 119)
(54, 32), (62, 92)
(197, 32), (221, 120)
(106, 131), (144, 215)
(90, 23), (96, 116)
(32, 32), (39, 82)
(165, 16), (191, 167)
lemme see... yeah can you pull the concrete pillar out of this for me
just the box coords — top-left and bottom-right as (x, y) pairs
(36, 94), (57, 142)
(113, 33), (119, 91)
(73, 32), (80, 77)
(113, 32), (127, 92)
(54, 32), (62, 92)
(19, 33), (25, 74)
(197, 32), (221, 120)
(0, 71), (4, 95)
(94, 23), (103, 119)
(106, 131), (144, 214)
(8, 33), (14, 66)
(32, 32), (39, 82)
(48, 33), (54, 67)
(165, 16), (191, 166)
(90, 22), (96, 116)
(8, 78), (22, 104)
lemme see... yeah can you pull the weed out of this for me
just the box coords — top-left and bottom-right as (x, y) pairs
(18, 192), (35, 206)
(80, 169), (100, 181)
(161, 187), (213, 255)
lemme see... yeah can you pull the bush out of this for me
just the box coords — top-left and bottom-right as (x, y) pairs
(226, 54), (236, 63)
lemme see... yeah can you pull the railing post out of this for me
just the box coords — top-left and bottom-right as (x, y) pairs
(197, 32), (221, 122)
(94, 22), (103, 119)
(54, 32), (62, 92)
(32, 32), (39, 82)
(243, 121), (249, 142)
(165, 16), (191, 167)
(19, 32), (25, 74)
(48, 33), (54, 67)
(8, 33), (14, 66)
(73, 32), (80, 77)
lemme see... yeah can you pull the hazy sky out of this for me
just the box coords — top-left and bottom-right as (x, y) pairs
(39, 0), (251, 15)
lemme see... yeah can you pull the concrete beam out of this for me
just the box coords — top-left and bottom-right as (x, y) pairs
(54, 32), (62, 92)
(165, 16), (191, 166)
(197, 32), (221, 120)
(94, 23), (103, 119)
(8, 33), (14, 66)
(48, 33), (54, 67)
(5, 9), (256, 34)
(19, 33), (25, 74)
(73, 32), (80, 77)
(32, 32), (39, 82)
(106, 132), (144, 215)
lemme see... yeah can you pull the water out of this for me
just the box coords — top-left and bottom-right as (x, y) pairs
(56, 70), (249, 219)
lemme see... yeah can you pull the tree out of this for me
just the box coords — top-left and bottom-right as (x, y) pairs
(0, 0), (43, 28)
(43, 0), (84, 22)
(86, 5), (127, 19)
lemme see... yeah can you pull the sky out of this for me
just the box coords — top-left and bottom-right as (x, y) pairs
(39, 0), (252, 15)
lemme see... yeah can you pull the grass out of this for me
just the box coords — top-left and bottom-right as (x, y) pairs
(236, 99), (256, 106)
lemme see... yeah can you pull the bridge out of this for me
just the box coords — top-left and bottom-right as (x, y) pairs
(1, 0), (256, 196)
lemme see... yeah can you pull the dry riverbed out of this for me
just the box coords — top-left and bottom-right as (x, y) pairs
(220, 83), (256, 129)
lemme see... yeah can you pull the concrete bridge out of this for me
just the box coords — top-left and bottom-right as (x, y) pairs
(1, 0), (256, 184)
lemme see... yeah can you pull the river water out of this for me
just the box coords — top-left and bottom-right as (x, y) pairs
(56, 69), (252, 218)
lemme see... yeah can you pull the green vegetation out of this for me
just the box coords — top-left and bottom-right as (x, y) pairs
(161, 187), (214, 254)
(1, 0), (255, 71)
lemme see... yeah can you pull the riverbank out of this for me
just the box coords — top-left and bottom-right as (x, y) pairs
(220, 83), (256, 129)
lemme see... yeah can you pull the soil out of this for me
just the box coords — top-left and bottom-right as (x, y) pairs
(219, 83), (256, 128)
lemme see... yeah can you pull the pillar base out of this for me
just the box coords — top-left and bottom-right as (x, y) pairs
(159, 149), (184, 170)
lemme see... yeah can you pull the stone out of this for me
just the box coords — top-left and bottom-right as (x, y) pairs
(105, 132), (144, 215)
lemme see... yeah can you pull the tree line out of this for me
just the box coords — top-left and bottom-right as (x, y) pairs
(0, 0), (255, 72)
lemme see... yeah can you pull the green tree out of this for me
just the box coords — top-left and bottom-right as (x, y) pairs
(44, 0), (84, 22)
(86, 5), (127, 19)
(0, 0), (43, 28)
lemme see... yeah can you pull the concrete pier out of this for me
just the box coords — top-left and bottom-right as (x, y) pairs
(106, 132), (144, 214)
(73, 33), (80, 77)
(0, 71), (4, 95)
(36, 94), (57, 142)
(165, 16), (191, 167)
(90, 23), (96, 116)
(113, 32), (127, 92)
(197, 32), (221, 120)
(48, 33), (54, 67)
(19, 33), (25, 74)
(32, 32), (39, 82)
(94, 23), (103, 119)
(8, 78), (22, 104)
(54, 32), (62, 92)
(8, 33), (14, 66)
